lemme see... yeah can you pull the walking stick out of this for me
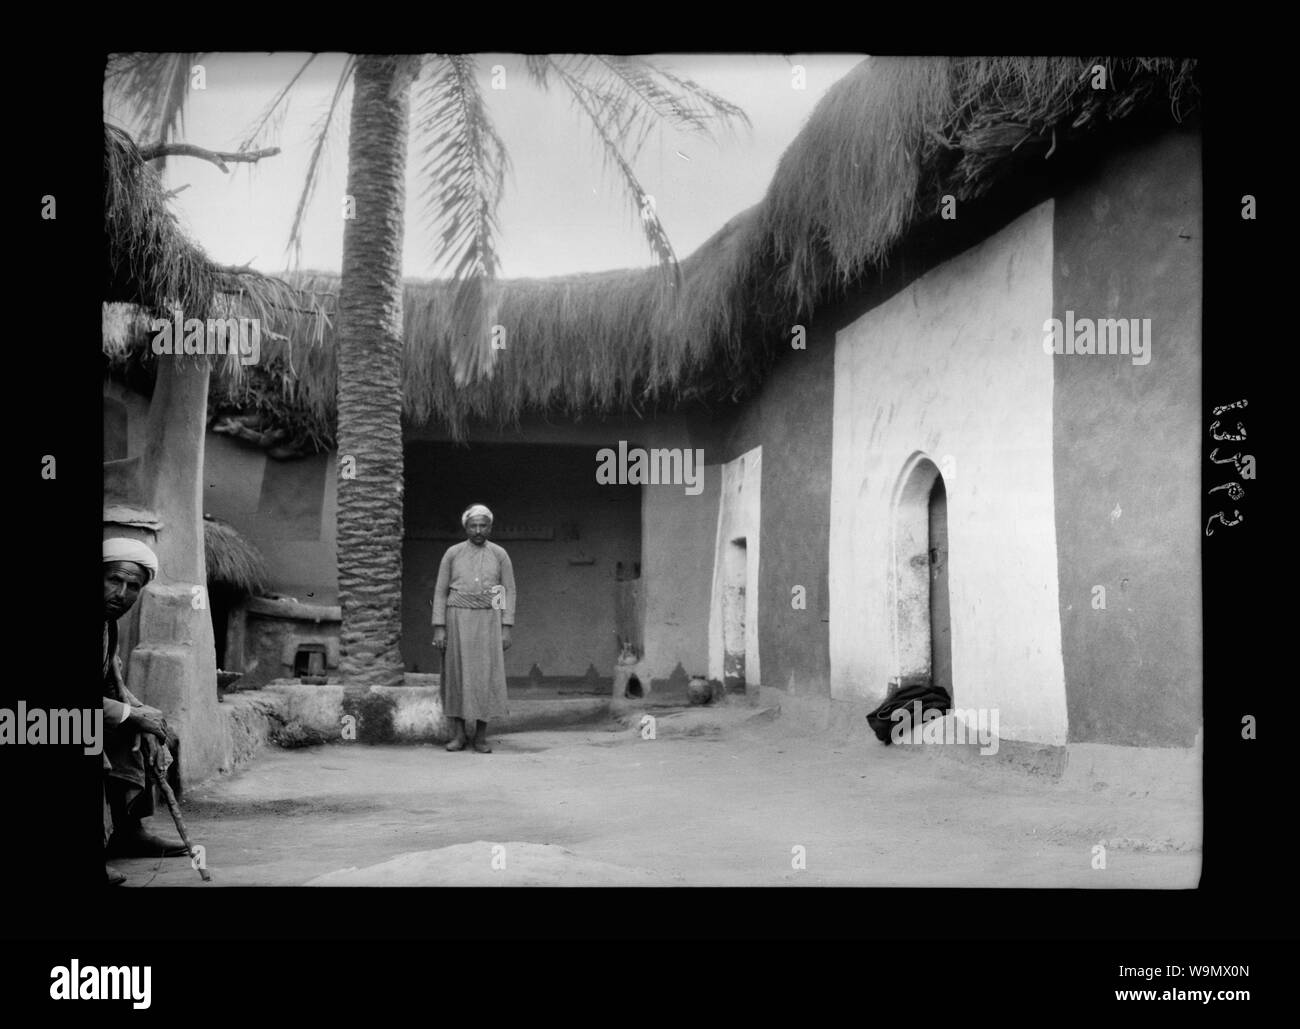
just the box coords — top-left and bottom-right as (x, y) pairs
(142, 736), (211, 883)
(109, 655), (211, 882)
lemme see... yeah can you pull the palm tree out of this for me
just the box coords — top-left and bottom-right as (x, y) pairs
(106, 51), (748, 687)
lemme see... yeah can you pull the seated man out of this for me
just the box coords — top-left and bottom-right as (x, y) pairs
(102, 538), (187, 885)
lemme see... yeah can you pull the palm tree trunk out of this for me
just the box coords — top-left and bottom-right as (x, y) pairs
(336, 55), (415, 686)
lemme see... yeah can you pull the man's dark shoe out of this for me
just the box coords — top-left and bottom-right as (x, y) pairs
(107, 826), (188, 858)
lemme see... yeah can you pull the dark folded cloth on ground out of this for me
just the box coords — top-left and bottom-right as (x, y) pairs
(866, 683), (951, 744)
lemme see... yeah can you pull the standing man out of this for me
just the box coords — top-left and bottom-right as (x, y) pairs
(431, 504), (516, 754)
(103, 538), (187, 885)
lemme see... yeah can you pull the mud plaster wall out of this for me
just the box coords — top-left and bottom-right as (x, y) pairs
(830, 201), (1069, 746)
(115, 399), (713, 685)
(242, 612), (340, 689)
(703, 180), (1062, 704)
(127, 360), (224, 784)
(404, 414), (709, 683)
(708, 328), (838, 698)
(104, 380), (150, 462)
(638, 422), (720, 684)
(103, 383), (153, 663)
(104, 385), (339, 607)
(401, 439), (641, 679)
(202, 436), (338, 604)
(1051, 128), (1202, 747)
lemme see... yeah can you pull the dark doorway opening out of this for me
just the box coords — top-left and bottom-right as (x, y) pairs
(295, 643), (328, 683)
(209, 584), (241, 669)
(894, 456), (954, 701)
(928, 476), (952, 700)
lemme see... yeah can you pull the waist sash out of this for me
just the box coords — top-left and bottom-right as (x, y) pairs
(447, 589), (499, 610)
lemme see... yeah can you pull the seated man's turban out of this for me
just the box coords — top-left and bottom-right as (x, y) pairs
(103, 538), (159, 583)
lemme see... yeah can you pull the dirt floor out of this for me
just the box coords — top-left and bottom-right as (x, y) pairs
(116, 705), (1201, 887)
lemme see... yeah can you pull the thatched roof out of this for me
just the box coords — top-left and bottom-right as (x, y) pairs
(756, 56), (1198, 313)
(104, 57), (1197, 444)
(104, 124), (333, 363)
(203, 516), (267, 595)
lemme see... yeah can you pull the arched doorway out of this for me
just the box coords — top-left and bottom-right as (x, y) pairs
(892, 455), (953, 700)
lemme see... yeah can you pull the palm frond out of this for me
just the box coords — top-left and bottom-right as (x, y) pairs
(105, 53), (204, 166)
(535, 56), (680, 284)
(238, 53), (320, 154)
(652, 64), (752, 134)
(590, 55), (752, 156)
(412, 54), (510, 384)
(286, 56), (355, 270)
(521, 55), (553, 88)
(522, 54), (749, 282)
(538, 55), (749, 160)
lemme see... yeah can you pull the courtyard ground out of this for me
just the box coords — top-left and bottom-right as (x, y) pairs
(117, 704), (1201, 887)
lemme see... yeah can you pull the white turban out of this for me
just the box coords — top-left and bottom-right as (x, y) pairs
(461, 504), (494, 528)
(103, 537), (159, 583)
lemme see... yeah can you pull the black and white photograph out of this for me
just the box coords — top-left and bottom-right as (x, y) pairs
(2, 44), (1282, 1007)
(88, 52), (1213, 888)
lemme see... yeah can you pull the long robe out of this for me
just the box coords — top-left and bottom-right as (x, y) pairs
(431, 540), (516, 724)
(102, 619), (172, 839)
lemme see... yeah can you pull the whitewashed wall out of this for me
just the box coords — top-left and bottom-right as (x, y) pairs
(708, 446), (762, 686)
(829, 201), (1068, 745)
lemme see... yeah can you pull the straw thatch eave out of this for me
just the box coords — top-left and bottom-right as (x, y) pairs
(203, 516), (267, 595)
(103, 204), (765, 447)
(105, 123), (218, 318)
(103, 57), (1198, 444)
(104, 124), (334, 370)
(755, 56), (1199, 316)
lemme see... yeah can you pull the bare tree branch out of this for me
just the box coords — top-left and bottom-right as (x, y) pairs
(137, 142), (281, 172)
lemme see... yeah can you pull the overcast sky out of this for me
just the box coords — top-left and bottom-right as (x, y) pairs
(105, 53), (864, 280)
